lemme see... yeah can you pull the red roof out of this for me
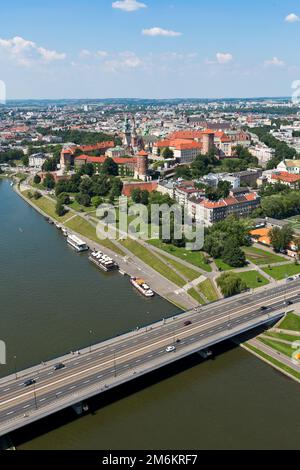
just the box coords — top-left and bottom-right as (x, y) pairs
(75, 155), (136, 165)
(122, 182), (158, 197)
(137, 150), (148, 156)
(272, 172), (300, 184)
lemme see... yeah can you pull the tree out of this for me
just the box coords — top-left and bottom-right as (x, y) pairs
(217, 273), (247, 298)
(55, 200), (67, 217)
(101, 157), (118, 176)
(175, 165), (192, 179)
(42, 158), (57, 172)
(58, 193), (71, 205)
(140, 190), (150, 206)
(43, 173), (55, 190)
(76, 192), (91, 207)
(110, 178), (123, 198)
(33, 174), (41, 185)
(222, 244), (247, 268)
(91, 196), (103, 208)
(22, 155), (29, 167)
(162, 147), (174, 159)
(269, 225), (294, 253)
(131, 188), (142, 204)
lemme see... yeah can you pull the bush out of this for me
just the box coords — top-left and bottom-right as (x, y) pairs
(76, 192), (91, 207)
(33, 175), (41, 185)
(217, 272), (247, 298)
(33, 191), (42, 200)
(58, 193), (71, 205)
(55, 200), (67, 217)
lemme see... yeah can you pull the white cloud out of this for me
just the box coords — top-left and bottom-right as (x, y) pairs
(142, 27), (182, 37)
(216, 52), (233, 64)
(112, 0), (147, 12)
(285, 13), (300, 23)
(80, 49), (92, 57)
(103, 51), (143, 72)
(264, 56), (285, 67)
(96, 50), (108, 58)
(0, 36), (66, 66)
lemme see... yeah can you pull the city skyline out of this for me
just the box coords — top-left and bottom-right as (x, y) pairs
(1, 1), (300, 99)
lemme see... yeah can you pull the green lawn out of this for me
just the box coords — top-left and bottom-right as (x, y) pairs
(243, 246), (286, 266)
(259, 337), (294, 358)
(160, 254), (201, 282)
(279, 313), (300, 332)
(262, 264), (300, 280)
(120, 238), (187, 287)
(236, 271), (269, 289)
(198, 279), (219, 302)
(69, 201), (96, 213)
(148, 239), (212, 272)
(264, 331), (300, 343)
(215, 259), (233, 271)
(244, 343), (300, 381)
(23, 191), (70, 223)
(65, 216), (125, 256)
(187, 288), (205, 305)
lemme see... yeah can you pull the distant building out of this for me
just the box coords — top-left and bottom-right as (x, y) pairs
(29, 153), (48, 170)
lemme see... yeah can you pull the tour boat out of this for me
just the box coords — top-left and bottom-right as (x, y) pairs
(130, 277), (154, 297)
(67, 234), (89, 253)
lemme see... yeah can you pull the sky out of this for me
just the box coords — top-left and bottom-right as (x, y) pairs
(1, 0), (300, 99)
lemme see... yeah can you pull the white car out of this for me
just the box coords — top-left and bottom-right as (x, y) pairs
(165, 346), (176, 353)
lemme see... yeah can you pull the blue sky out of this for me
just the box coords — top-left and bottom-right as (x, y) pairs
(1, 0), (300, 99)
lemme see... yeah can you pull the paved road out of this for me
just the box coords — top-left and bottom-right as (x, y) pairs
(1, 279), (300, 436)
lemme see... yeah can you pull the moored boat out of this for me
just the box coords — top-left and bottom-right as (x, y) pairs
(130, 277), (154, 297)
(89, 250), (118, 272)
(67, 234), (89, 253)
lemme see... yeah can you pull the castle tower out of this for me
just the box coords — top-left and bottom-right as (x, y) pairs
(123, 116), (132, 149)
(202, 131), (214, 154)
(60, 149), (74, 171)
(134, 150), (149, 181)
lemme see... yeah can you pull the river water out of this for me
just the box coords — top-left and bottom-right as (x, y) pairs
(0, 179), (299, 450)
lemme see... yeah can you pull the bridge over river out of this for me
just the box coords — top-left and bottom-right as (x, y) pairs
(1, 279), (299, 437)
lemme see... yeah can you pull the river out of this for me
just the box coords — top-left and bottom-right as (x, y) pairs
(0, 179), (299, 450)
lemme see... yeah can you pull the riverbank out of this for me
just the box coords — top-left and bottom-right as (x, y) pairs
(241, 312), (300, 383)
(15, 183), (197, 310)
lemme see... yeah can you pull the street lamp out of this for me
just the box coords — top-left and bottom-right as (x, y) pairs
(33, 383), (38, 410)
(89, 329), (94, 354)
(13, 355), (17, 380)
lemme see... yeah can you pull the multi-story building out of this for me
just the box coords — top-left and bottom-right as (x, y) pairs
(29, 153), (48, 170)
(188, 192), (260, 226)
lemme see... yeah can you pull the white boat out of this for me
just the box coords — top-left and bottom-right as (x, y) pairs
(89, 251), (118, 272)
(67, 234), (89, 253)
(130, 277), (154, 297)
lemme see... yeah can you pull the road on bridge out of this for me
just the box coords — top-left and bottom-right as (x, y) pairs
(0, 279), (299, 436)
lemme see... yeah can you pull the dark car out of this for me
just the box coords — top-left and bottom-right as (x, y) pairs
(260, 306), (268, 311)
(284, 300), (293, 306)
(54, 363), (65, 371)
(184, 320), (192, 326)
(24, 379), (36, 387)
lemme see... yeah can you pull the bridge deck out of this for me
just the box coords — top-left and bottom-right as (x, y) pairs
(0, 280), (299, 437)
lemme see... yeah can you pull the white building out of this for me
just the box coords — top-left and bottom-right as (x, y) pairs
(249, 144), (275, 167)
(29, 153), (48, 170)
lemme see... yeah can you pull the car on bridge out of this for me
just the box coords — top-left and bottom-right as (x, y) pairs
(24, 379), (36, 387)
(184, 320), (192, 326)
(166, 346), (176, 353)
(54, 363), (65, 371)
